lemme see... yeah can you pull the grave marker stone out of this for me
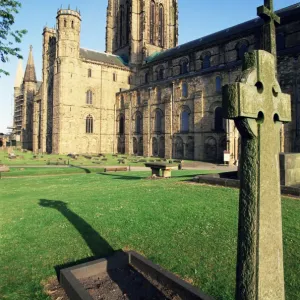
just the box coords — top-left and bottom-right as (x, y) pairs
(222, 1), (291, 299)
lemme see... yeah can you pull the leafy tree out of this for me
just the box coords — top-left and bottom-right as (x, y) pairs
(0, 0), (27, 76)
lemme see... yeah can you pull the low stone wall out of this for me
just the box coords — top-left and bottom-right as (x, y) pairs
(193, 172), (300, 197)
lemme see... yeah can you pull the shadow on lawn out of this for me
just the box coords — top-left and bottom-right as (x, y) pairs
(98, 172), (144, 180)
(39, 199), (114, 279)
(39, 199), (167, 298)
(96, 171), (214, 182)
(69, 164), (91, 173)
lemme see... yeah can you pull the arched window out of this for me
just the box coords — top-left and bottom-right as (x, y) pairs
(180, 59), (189, 74)
(276, 33), (285, 51)
(182, 82), (188, 97)
(64, 19), (67, 27)
(133, 137), (138, 154)
(145, 72), (149, 84)
(71, 20), (74, 29)
(202, 53), (211, 69)
(150, 1), (155, 44)
(157, 67), (164, 80)
(119, 115), (125, 135)
(113, 73), (117, 81)
(137, 91), (141, 105)
(157, 87), (161, 102)
(88, 68), (92, 78)
(125, 1), (130, 44)
(158, 4), (164, 47)
(138, 137), (143, 156)
(205, 137), (217, 161)
(86, 90), (93, 104)
(175, 137), (184, 159)
(136, 114), (143, 134)
(159, 136), (165, 158)
(237, 42), (249, 60)
(128, 76), (131, 84)
(152, 137), (158, 156)
(119, 5), (124, 46)
(216, 76), (222, 93)
(86, 115), (93, 133)
(155, 110), (162, 132)
(120, 95), (124, 108)
(181, 111), (189, 132)
(214, 107), (224, 131)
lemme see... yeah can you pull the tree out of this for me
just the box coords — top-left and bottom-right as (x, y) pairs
(0, 0), (27, 76)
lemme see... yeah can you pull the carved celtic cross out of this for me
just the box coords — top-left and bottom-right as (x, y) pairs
(223, 50), (291, 299)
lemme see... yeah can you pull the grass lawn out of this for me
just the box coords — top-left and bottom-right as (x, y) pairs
(0, 166), (103, 178)
(0, 170), (299, 300)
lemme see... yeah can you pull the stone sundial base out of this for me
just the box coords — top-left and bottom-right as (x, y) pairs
(60, 251), (212, 300)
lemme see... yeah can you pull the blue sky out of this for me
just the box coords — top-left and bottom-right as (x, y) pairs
(0, 0), (298, 133)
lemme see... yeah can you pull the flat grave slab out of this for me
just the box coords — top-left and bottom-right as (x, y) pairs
(60, 251), (212, 300)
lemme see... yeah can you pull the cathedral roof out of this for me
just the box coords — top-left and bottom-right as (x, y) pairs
(146, 3), (300, 65)
(23, 45), (37, 83)
(80, 48), (128, 67)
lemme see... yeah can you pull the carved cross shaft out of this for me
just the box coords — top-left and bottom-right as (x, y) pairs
(223, 50), (291, 300)
(257, 0), (280, 58)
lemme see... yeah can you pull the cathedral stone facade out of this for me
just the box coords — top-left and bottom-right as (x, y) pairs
(13, 1), (300, 163)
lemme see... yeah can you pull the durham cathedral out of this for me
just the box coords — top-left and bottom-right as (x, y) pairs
(13, 1), (300, 163)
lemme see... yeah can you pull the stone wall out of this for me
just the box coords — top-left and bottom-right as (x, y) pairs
(116, 8), (300, 162)
(52, 57), (131, 154)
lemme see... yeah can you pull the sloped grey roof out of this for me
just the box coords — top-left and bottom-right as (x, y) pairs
(24, 46), (37, 83)
(80, 48), (128, 67)
(146, 3), (300, 64)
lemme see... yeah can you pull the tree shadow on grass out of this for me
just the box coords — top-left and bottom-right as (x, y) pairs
(69, 164), (91, 173)
(39, 199), (114, 279)
(38, 199), (168, 299)
(97, 172), (144, 180)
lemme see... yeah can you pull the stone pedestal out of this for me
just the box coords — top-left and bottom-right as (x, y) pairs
(279, 153), (300, 186)
(162, 168), (171, 178)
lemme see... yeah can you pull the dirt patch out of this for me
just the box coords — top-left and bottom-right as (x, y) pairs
(80, 265), (182, 300)
(42, 276), (69, 300)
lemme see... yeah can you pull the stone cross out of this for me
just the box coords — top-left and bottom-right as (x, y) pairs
(223, 50), (291, 299)
(257, 0), (280, 62)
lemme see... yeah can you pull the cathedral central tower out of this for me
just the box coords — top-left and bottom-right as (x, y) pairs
(106, 0), (178, 66)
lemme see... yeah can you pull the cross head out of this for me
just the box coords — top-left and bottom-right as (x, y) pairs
(257, 0), (280, 57)
(223, 50), (290, 127)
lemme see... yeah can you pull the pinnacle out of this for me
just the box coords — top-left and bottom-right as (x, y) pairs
(23, 45), (37, 83)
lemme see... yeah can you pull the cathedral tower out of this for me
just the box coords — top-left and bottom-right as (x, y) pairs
(53, 8), (81, 153)
(56, 8), (81, 58)
(106, 0), (178, 66)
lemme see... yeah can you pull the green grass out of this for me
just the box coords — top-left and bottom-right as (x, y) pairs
(0, 166), (103, 178)
(0, 171), (299, 300)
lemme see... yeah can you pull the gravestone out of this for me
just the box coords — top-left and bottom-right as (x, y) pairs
(279, 153), (300, 186)
(222, 1), (291, 299)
